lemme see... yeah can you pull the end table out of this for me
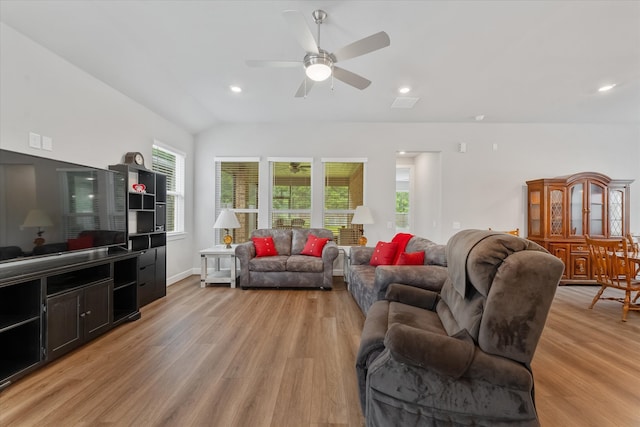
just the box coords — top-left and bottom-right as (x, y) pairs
(200, 245), (238, 288)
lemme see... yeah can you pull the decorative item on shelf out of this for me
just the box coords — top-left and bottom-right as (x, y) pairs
(21, 209), (53, 246)
(132, 183), (146, 193)
(351, 205), (374, 246)
(124, 151), (145, 167)
(214, 209), (241, 249)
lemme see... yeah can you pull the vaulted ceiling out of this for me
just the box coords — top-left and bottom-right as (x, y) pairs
(2, 1), (639, 134)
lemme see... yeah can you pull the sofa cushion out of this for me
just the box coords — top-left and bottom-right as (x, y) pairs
(248, 255), (288, 272)
(291, 228), (334, 255)
(286, 254), (324, 273)
(370, 241), (399, 266)
(252, 236), (279, 257)
(395, 251), (425, 265)
(300, 234), (329, 257)
(406, 236), (447, 266)
(251, 229), (292, 256)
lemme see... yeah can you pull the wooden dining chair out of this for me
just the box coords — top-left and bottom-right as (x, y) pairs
(488, 227), (519, 236)
(626, 232), (639, 253)
(627, 233), (640, 303)
(585, 235), (640, 322)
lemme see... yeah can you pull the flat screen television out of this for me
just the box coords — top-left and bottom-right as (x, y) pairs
(0, 149), (127, 263)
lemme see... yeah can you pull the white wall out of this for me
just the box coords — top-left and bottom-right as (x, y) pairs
(195, 122), (640, 264)
(0, 23), (196, 284)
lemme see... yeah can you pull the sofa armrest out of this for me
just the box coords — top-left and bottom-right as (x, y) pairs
(385, 283), (439, 310)
(374, 265), (448, 300)
(384, 324), (475, 378)
(350, 246), (375, 265)
(321, 241), (339, 264)
(235, 242), (256, 287)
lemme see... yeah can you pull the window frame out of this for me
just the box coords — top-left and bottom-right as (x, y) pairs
(321, 158), (367, 244)
(214, 157), (260, 245)
(268, 157), (313, 229)
(152, 141), (185, 236)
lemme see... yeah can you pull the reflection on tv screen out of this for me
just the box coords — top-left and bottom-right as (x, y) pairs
(0, 149), (127, 262)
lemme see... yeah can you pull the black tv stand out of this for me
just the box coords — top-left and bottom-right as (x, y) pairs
(0, 250), (141, 391)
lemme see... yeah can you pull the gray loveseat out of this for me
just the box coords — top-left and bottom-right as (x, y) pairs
(356, 229), (564, 426)
(235, 228), (339, 289)
(348, 235), (448, 314)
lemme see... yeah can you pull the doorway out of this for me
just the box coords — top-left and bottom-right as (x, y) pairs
(395, 152), (442, 242)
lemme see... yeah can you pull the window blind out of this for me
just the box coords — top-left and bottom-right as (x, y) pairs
(215, 160), (259, 244)
(323, 161), (365, 244)
(152, 144), (185, 233)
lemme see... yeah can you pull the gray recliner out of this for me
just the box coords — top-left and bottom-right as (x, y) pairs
(356, 229), (564, 426)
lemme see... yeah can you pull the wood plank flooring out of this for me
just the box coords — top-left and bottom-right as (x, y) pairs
(1, 277), (639, 426)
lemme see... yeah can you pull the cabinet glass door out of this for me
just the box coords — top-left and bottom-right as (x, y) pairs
(549, 189), (564, 236)
(589, 183), (605, 236)
(609, 189), (624, 237)
(569, 183), (584, 236)
(529, 190), (541, 235)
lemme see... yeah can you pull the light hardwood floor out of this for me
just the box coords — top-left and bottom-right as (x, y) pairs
(1, 277), (639, 426)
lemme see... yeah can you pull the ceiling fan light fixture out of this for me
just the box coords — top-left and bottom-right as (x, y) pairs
(304, 54), (333, 81)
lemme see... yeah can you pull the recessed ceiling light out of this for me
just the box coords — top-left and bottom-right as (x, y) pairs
(598, 84), (616, 92)
(398, 86), (411, 94)
(475, 115), (485, 121)
(399, 151), (406, 155)
(230, 85), (242, 93)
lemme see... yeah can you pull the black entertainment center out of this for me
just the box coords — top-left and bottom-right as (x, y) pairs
(0, 150), (167, 391)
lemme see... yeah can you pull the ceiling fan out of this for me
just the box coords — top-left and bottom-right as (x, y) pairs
(246, 9), (390, 97)
(289, 162), (311, 173)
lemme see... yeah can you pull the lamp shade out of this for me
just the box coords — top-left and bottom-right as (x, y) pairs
(213, 209), (240, 229)
(351, 206), (374, 225)
(22, 209), (53, 228)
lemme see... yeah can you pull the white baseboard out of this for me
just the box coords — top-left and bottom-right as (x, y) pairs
(167, 269), (197, 286)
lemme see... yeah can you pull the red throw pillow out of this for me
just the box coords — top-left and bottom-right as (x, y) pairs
(252, 236), (279, 257)
(395, 251), (425, 266)
(391, 232), (414, 264)
(370, 241), (399, 266)
(301, 234), (330, 257)
(67, 236), (93, 251)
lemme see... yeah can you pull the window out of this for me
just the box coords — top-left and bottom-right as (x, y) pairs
(396, 167), (410, 231)
(270, 160), (312, 229)
(152, 143), (185, 234)
(323, 160), (365, 245)
(215, 158), (259, 244)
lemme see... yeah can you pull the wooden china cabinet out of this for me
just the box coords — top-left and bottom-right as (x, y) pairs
(526, 172), (633, 284)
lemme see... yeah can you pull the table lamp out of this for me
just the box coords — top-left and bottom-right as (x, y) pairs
(351, 206), (374, 246)
(214, 209), (241, 248)
(22, 209), (54, 246)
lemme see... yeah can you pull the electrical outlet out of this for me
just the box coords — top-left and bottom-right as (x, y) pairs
(452, 221), (461, 229)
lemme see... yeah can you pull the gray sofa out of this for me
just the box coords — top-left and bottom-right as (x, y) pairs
(356, 229), (564, 426)
(348, 235), (448, 314)
(235, 228), (339, 289)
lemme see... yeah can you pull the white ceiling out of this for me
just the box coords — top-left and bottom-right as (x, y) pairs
(2, 1), (639, 134)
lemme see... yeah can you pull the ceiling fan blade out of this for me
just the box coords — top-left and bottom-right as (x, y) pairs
(332, 67), (371, 90)
(246, 60), (302, 68)
(294, 77), (315, 98)
(283, 10), (319, 54)
(332, 31), (390, 62)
